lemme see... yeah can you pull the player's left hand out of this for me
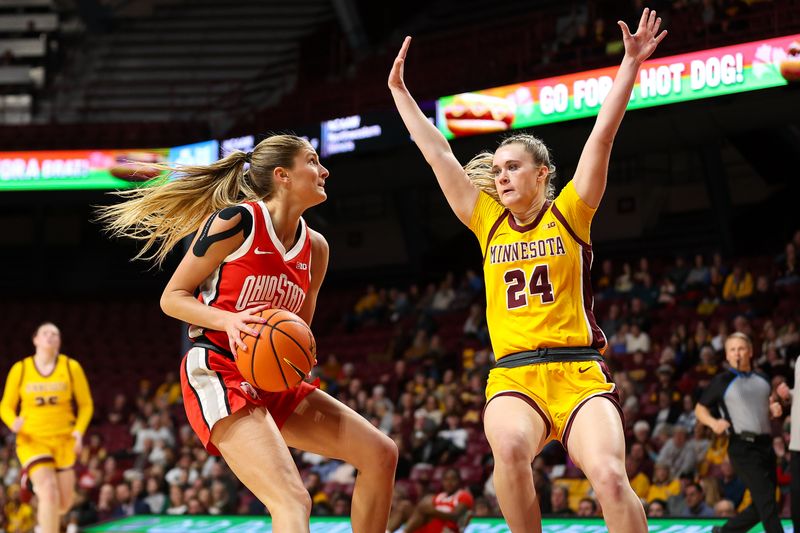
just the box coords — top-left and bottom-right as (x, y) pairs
(770, 401), (783, 418)
(618, 8), (668, 65)
(72, 430), (83, 455)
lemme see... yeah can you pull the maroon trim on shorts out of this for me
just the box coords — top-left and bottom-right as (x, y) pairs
(25, 456), (56, 471)
(561, 392), (623, 455)
(484, 391), (552, 437)
(56, 465), (74, 472)
(507, 201), (551, 234)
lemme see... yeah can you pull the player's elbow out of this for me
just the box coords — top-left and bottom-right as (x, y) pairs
(160, 291), (176, 317)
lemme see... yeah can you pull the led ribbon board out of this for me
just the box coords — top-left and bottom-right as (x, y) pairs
(83, 516), (792, 532)
(0, 148), (170, 191)
(436, 34), (800, 139)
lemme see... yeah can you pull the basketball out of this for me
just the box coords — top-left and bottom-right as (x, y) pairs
(235, 309), (317, 392)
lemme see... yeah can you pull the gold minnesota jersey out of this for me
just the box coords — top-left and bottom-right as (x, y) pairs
(0, 355), (93, 438)
(469, 180), (607, 360)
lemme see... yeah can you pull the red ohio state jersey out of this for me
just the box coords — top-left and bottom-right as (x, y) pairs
(189, 200), (312, 349)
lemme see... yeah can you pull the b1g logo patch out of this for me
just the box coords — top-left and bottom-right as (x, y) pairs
(240, 381), (260, 400)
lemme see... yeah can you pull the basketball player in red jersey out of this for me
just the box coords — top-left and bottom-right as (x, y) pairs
(389, 8), (665, 533)
(99, 135), (397, 531)
(390, 468), (473, 533)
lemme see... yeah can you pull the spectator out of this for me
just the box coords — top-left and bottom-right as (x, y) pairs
(657, 277), (677, 306)
(675, 394), (697, 431)
(667, 256), (690, 288)
(646, 463), (681, 503)
(4, 484), (34, 533)
(96, 483), (117, 523)
(714, 499), (737, 518)
(577, 497), (598, 517)
(656, 426), (698, 479)
(615, 262), (634, 294)
(71, 488), (99, 527)
(686, 254), (711, 288)
(751, 275), (777, 317)
(430, 275), (456, 312)
(165, 485), (187, 515)
(646, 498), (668, 518)
(722, 264), (754, 301)
(549, 485), (575, 517)
(154, 371), (182, 405)
(626, 323), (651, 354)
(596, 259), (614, 295)
(143, 477), (167, 514)
(680, 482), (715, 517)
(601, 303), (623, 338)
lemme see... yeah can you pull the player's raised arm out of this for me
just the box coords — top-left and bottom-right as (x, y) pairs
(573, 8), (667, 208)
(388, 36), (478, 225)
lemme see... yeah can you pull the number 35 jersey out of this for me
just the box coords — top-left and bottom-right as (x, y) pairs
(469, 180), (607, 360)
(0, 355), (93, 438)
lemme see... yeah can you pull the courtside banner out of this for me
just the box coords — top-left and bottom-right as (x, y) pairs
(84, 516), (795, 532)
(0, 148), (170, 191)
(436, 34), (800, 139)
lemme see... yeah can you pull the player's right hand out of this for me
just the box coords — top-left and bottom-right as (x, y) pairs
(224, 305), (269, 355)
(712, 418), (731, 435)
(11, 416), (24, 433)
(388, 36), (411, 92)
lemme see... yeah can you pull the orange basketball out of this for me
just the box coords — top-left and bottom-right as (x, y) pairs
(236, 309), (316, 392)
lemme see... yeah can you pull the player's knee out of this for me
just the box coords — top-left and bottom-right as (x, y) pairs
(33, 475), (59, 506)
(491, 432), (532, 466)
(587, 462), (627, 502)
(358, 432), (398, 473)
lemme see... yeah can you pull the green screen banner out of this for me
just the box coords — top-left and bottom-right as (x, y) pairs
(0, 148), (169, 191)
(84, 516), (795, 532)
(436, 34), (800, 139)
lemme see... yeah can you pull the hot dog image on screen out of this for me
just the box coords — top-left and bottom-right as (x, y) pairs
(442, 92), (516, 137)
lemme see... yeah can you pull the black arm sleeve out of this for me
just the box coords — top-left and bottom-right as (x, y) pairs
(698, 372), (732, 408)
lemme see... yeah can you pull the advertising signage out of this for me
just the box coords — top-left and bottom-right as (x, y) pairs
(437, 34), (800, 139)
(0, 148), (169, 191)
(84, 515), (793, 532)
(0, 141), (224, 191)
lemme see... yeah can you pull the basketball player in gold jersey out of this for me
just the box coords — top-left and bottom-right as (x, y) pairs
(389, 9), (666, 532)
(1, 322), (94, 533)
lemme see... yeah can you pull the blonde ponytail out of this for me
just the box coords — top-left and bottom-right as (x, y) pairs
(97, 134), (310, 267)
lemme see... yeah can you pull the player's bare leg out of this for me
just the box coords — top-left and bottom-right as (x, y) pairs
(484, 396), (548, 533)
(56, 469), (75, 516)
(281, 389), (398, 533)
(30, 465), (61, 533)
(566, 397), (647, 533)
(211, 407), (311, 532)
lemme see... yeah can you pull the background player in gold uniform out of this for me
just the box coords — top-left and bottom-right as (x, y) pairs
(389, 8), (666, 533)
(1, 322), (94, 533)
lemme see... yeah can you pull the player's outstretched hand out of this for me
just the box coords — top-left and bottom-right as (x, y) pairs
(225, 305), (269, 355)
(618, 8), (668, 64)
(388, 36), (412, 92)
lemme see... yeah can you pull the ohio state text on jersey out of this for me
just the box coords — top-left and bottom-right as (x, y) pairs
(188, 201), (312, 349)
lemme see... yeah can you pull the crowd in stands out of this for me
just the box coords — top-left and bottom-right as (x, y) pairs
(0, 228), (798, 531)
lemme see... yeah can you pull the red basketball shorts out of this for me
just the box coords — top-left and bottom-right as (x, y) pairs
(180, 344), (318, 456)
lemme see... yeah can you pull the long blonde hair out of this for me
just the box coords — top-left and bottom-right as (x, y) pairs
(97, 134), (311, 266)
(463, 133), (556, 204)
